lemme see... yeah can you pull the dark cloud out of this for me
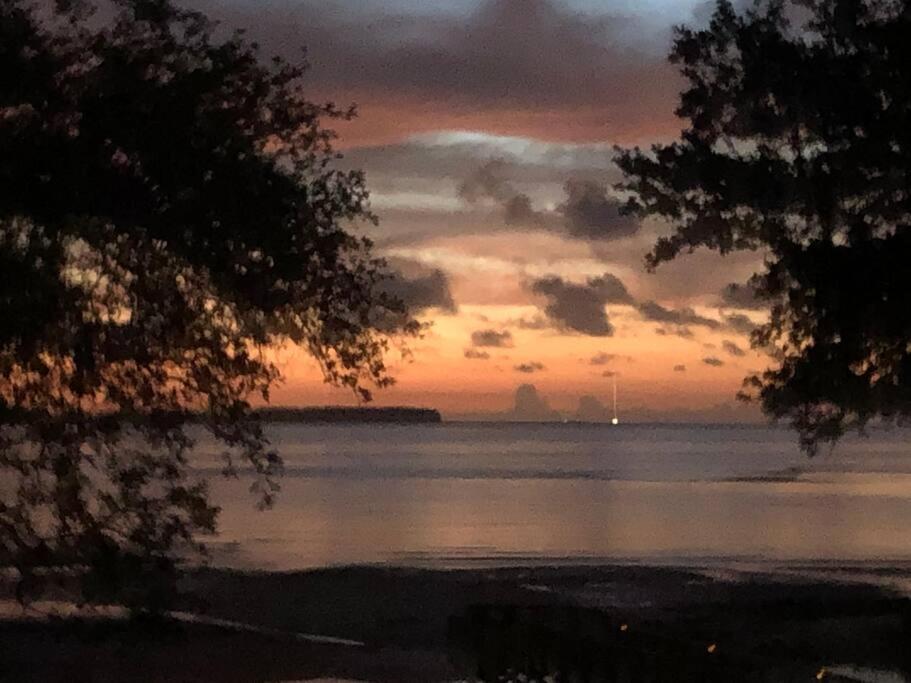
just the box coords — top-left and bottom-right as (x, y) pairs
(674, 364), (687, 372)
(531, 273), (634, 336)
(464, 349), (491, 360)
(559, 179), (639, 240)
(471, 329), (514, 347)
(720, 281), (766, 310)
(511, 383), (560, 421)
(576, 395), (611, 422)
(456, 166), (638, 238)
(638, 301), (721, 330)
(601, 370), (619, 378)
(702, 356), (725, 367)
(381, 260), (457, 313)
(589, 352), (617, 366)
(457, 160), (542, 226)
(513, 315), (550, 330)
(457, 159), (515, 205)
(654, 326), (695, 339)
(189, 0), (679, 132)
(514, 361), (545, 374)
(723, 313), (757, 336)
(503, 194), (540, 225)
(722, 340), (747, 357)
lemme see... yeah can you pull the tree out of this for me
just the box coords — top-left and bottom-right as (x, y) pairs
(0, 0), (416, 610)
(616, 0), (911, 453)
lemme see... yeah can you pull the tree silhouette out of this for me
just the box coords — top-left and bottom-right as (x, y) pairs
(617, 0), (911, 453)
(0, 0), (416, 610)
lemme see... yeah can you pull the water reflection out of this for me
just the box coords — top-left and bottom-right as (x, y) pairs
(205, 423), (911, 571)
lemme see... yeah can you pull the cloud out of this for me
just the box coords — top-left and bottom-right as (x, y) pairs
(190, 0), (682, 146)
(503, 194), (540, 225)
(576, 395), (611, 422)
(456, 159), (546, 226)
(702, 356), (725, 367)
(655, 325), (695, 339)
(589, 352), (617, 366)
(514, 361), (545, 374)
(457, 159), (516, 205)
(559, 179), (639, 240)
(471, 329), (514, 347)
(464, 349), (491, 360)
(455, 166), (639, 238)
(637, 301), (721, 330)
(601, 370), (619, 378)
(511, 383), (560, 421)
(674, 364), (687, 372)
(512, 315), (550, 330)
(531, 272), (634, 336)
(381, 260), (457, 313)
(720, 281), (765, 310)
(722, 313), (757, 336)
(722, 340), (746, 357)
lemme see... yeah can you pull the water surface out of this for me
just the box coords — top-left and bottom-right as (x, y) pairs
(202, 423), (911, 571)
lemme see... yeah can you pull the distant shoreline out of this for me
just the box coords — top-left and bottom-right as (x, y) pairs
(254, 406), (442, 424)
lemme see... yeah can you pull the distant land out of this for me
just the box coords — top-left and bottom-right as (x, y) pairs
(255, 406), (442, 424)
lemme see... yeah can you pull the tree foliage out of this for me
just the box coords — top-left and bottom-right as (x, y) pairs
(0, 0), (415, 609)
(617, 0), (911, 453)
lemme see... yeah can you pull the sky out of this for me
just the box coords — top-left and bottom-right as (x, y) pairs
(192, 0), (769, 421)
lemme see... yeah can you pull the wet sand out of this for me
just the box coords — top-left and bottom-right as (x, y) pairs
(1, 564), (910, 681)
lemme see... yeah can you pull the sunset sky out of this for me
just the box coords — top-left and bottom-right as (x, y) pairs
(194, 0), (769, 420)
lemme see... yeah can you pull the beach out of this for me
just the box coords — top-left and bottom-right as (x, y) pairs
(3, 564), (910, 681)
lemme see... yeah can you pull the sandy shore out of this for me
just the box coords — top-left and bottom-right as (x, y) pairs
(1, 564), (909, 681)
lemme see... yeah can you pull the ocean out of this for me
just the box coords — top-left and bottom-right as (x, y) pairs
(201, 422), (911, 572)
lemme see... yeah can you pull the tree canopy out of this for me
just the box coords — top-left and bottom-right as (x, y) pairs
(617, 0), (911, 453)
(0, 0), (415, 609)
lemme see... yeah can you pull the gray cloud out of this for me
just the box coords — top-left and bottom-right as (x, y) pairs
(511, 383), (560, 421)
(464, 348), (491, 360)
(722, 340), (746, 357)
(654, 326), (695, 339)
(559, 179), (639, 240)
(190, 0), (679, 124)
(457, 159), (516, 205)
(471, 329), (514, 347)
(456, 166), (639, 238)
(674, 364), (687, 372)
(601, 370), (619, 378)
(511, 315), (550, 330)
(576, 395), (611, 422)
(382, 259), (457, 313)
(723, 313), (757, 336)
(456, 160), (545, 226)
(637, 301), (721, 330)
(589, 352), (617, 366)
(531, 273), (634, 336)
(454, 161), (538, 229)
(503, 194), (540, 225)
(702, 356), (725, 367)
(514, 361), (545, 374)
(720, 281), (766, 310)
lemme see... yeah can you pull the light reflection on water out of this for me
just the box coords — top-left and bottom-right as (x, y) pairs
(201, 423), (911, 571)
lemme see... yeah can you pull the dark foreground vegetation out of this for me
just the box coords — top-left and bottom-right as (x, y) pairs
(1, 565), (908, 682)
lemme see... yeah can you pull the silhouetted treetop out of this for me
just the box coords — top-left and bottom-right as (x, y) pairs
(0, 0), (415, 609)
(616, 0), (911, 452)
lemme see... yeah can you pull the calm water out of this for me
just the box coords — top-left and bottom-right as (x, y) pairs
(200, 423), (911, 571)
